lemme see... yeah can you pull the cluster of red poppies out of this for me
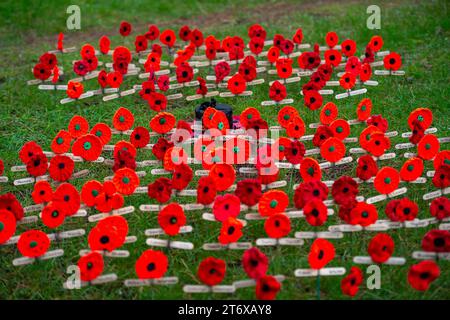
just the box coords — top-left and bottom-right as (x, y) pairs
(8, 21), (449, 299)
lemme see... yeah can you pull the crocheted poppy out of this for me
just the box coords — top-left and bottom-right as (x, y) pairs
(368, 35), (383, 52)
(271, 137), (291, 161)
(18, 230), (50, 258)
(106, 71), (122, 88)
(129, 126), (150, 149)
(356, 154), (378, 181)
(99, 35), (110, 54)
(304, 90), (323, 111)
(178, 25), (191, 41)
(72, 134), (102, 161)
(409, 120), (425, 145)
(113, 150), (136, 173)
(324, 49), (342, 67)
(0, 193), (24, 221)
(417, 134), (440, 160)
(264, 213), (291, 239)
(0, 209), (16, 244)
(349, 202), (378, 227)
(366, 115), (388, 133)
(325, 31), (338, 47)
(218, 217), (243, 245)
(135, 34), (148, 53)
(68, 116), (89, 138)
(383, 52), (402, 71)
(53, 183), (80, 216)
(267, 46), (280, 64)
(158, 203), (186, 236)
(146, 24), (160, 41)
(26, 153), (48, 177)
(227, 74), (246, 95)
(321, 137), (346, 163)
(308, 238), (335, 269)
(224, 137), (250, 164)
(119, 21), (132, 36)
(147, 92), (168, 112)
(98, 70), (108, 88)
(258, 190), (289, 217)
(285, 140), (305, 165)
(147, 177), (172, 203)
(209, 164), (235, 192)
(213, 194), (240, 222)
(73, 60), (90, 77)
(234, 179), (262, 207)
(432, 164), (450, 189)
(329, 119), (350, 141)
(256, 275), (281, 300)
(408, 260), (440, 291)
(81, 180), (103, 207)
(313, 125), (334, 148)
(240, 107), (261, 129)
(214, 61), (231, 83)
(341, 39), (356, 57)
(294, 180), (329, 209)
(242, 247), (268, 279)
(430, 197), (450, 220)
(90, 123), (111, 146)
(19, 141), (43, 165)
(368, 233), (394, 264)
(304, 199), (328, 227)
(197, 176), (217, 205)
(298, 51), (321, 70)
(51, 130), (72, 154)
(210, 110), (230, 135)
(135, 249), (169, 279)
(257, 164), (280, 186)
(433, 150), (450, 171)
(356, 99), (372, 120)
(247, 118), (269, 140)
(276, 58), (293, 79)
(360, 63), (372, 82)
(152, 138), (173, 161)
(31, 180), (53, 204)
(400, 157), (424, 182)
(113, 107), (134, 132)
(198, 257), (226, 286)
(41, 201), (67, 229)
(277, 106), (298, 129)
(286, 116), (306, 139)
(171, 163), (193, 191)
(88, 225), (121, 252)
(339, 72), (356, 90)
(78, 251), (104, 282)
(408, 108), (433, 131)
(238, 63), (257, 82)
(175, 62), (194, 83)
(163, 146), (187, 172)
(320, 102), (338, 125)
(269, 81), (287, 102)
(341, 266), (364, 297)
(113, 168), (139, 195)
(332, 176), (358, 208)
(300, 157), (322, 182)
(33, 62), (52, 81)
(49, 155), (74, 182)
(94, 181), (124, 213)
(366, 132), (391, 157)
(67, 81), (84, 99)
(150, 112), (176, 134)
(422, 230), (450, 253)
(374, 167), (400, 194)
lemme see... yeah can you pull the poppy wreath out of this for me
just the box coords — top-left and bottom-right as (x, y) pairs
(3, 20), (447, 302)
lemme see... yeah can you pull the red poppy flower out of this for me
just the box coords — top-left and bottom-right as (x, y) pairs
(268, 80), (287, 102)
(218, 217), (243, 245)
(73, 60), (89, 77)
(275, 106), (296, 129)
(299, 158), (321, 182)
(249, 37), (264, 55)
(175, 62), (194, 84)
(157, 203), (186, 236)
(368, 233), (394, 263)
(72, 134), (102, 161)
(257, 164), (279, 185)
(112, 168), (139, 195)
(163, 146), (187, 172)
(178, 25), (191, 42)
(209, 164), (235, 192)
(26, 153), (48, 177)
(332, 176), (358, 208)
(409, 120), (425, 145)
(32, 180), (53, 204)
(39, 52), (57, 69)
(227, 74), (246, 95)
(258, 190), (289, 217)
(41, 201), (66, 229)
(285, 140), (305, 165)
(359, 126), (380, 151)
(49, 155), (74, 182)
(267, 46), (280, 65)
(398, 198), (419, 221)
(422, 229), (450, 253)
(88, 225), (121, 252)
(433, 164), (450, 189)
(247, 118), (269, 140)
(294, 180), (329, 209)
(366, 132), (391, 157)
(430, 197), (450, 220)
(265, 213), (291, 239)
(19, 141), (43, 165)
(51, 130), (71, 154)
(349, 201), (378, 227)
(417, 134), (440, 160)
(286, 116), (306, 139)
(255, 275), (281, 300)
(238, 63), (256, 83)
(325, 31), (338, 47)
(18, 230), (50, 258)
(81, 180), (103, 207)
(146, 92), (167, 112)
(113, 150), (136, 173)
(128, 126), (149, 149)
(94, 181), (124, 213)
(367, 35), (383, 52)
(321, 137), (346, 163)
(147, 177), (172, 203)
(408, 108), (433, 131)
(319, 102), (338, 125)
(135, 249), (168, 279)
(312, 126), (334, 148)
(298, 51), (321, 70)
(374, 167), (400, 194)
(89, 123), (111, 146)
(234, 179), (262, 207)
(0, 193), (24, 221)
(197, 257), (226, 286)
(53, 183), (80, 216)
(400, 157), (424, 182)
(242, 247), (268, 279)
(308, 238), (335, 269)
(169, 163), (192, 191)
(356, 98), (372, 121)
(152, 138), (174, 161)
(160, 29), (176, 48)
(359, 63), (372, 82)
(134, 34), (148, 53)
(197, 176), (217, 205)
(112, 107), (134, 132)
(304, 90), (323, 111)
(341, 39), (356, 57)
(383, 52), (402, 71)
(341, 266), (363, 297)
(99, 35), (110, 54)
(366, 114), (388, 133)
(271, 137), (290, 161)
(119, 21), (132, 36)
(212, 194), (240, 222)
(408, 260), (440, 291)
(66, 81), (84, 99)
(210, 110), (230, 135)
(214, 61), (231, 83)
(339, 72), (356, 90)
(0, 209), (16, 244)
(303, 199), (328, 226)
(68, 115), (89, 139)
(324, 49), (342, 67)
(330, 119), (350, 140)
(78, 251), (104, 282)
(145, 24), (160, 41)
(150, 112), (175, 134)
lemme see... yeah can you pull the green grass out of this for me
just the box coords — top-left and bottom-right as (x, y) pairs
(0, 0), (449, 300)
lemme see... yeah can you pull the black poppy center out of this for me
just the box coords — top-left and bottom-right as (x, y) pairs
(434, 237), (445, 247)
(311, 209), (319, 217)
(227, 226), (235, 235)
(318, 250), (324, 260)
(170, 216), (177, 224)
(313, 189), (320, 196)
(58, 162), (65, 169)
(100, 235), (109, 244)
(147, 263), (155, 271)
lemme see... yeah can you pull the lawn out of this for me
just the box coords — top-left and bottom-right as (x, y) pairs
(0, 0), (449, 299)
